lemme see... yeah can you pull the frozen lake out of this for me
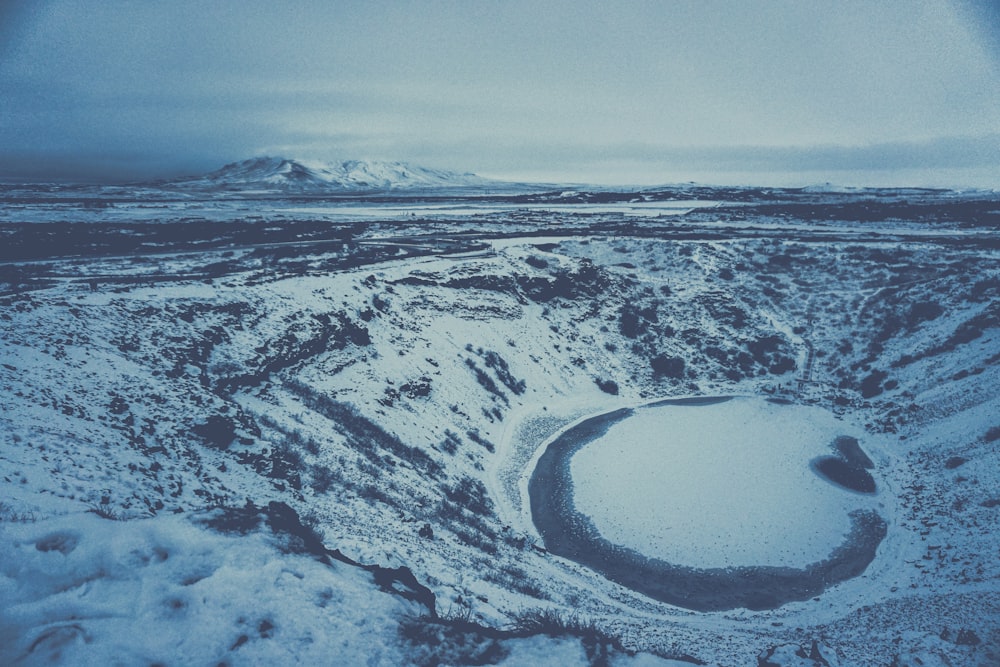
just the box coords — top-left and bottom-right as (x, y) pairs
(529, 396), (887, 611)
(570, 397), (875, 569)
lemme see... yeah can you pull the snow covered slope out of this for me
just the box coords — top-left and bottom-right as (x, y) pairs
(1, 191), (999, 666)
(164, 157), (498, 193)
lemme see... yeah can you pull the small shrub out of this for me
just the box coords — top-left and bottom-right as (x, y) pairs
(87, 498), (123, 521)
(651, 354), (685, 379)
(860, 370), (887, 399)
(509, 608), (622, 654)
(0, 502), (36, 522)
(441, 430), (462, 455)
(452, 525), (498, 554)
(769, 355), (797, 375)
(444, 477), (493, 517)
(511, 608), (581, 635)
(466, 429), (495, 453)
(466, 359), (508, 405)
(193, 415), (236, 450)
(747, 335), (783, 362)
(478, 350), (526, 395)
(400, 377), (433, 399)
(310, 464), (342, 494)
(485, 566), (548, 599)
(618, 303), (658, 339)
(595, 378), (619, 395)
(906, 301), (944, 328)
(284, 380), (441, 477)
(944, 456), (967, 470)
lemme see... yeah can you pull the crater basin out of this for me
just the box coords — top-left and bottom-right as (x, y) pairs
(528, 396), (887, 611)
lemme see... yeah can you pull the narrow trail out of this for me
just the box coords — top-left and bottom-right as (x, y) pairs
(801, 339), (816, 385)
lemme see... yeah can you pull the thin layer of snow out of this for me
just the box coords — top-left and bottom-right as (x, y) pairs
(0, 512), (687, 667)
(569, 397), (879, 569)
(0, 513), (419, 665)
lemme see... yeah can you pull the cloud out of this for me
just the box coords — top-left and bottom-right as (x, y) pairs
(656, 136), (1000, 173)
(1, 1), (998, 186)
(407, 134), (1000, 187)
(954, 0), (1000, 67)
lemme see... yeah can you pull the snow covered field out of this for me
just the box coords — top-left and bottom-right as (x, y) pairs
(1, 185), (998, 665)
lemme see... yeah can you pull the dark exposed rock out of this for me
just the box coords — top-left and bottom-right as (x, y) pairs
(834, 436), (874, 470)
(595, 378), (619, 395)
(860, 369), (888, 399)
(955, 629), (981, 646)
(812, 456), (876, 494)
(944, 456), (968, 470)
(193, 415), (236, 450)
(651, 354), (685, 379)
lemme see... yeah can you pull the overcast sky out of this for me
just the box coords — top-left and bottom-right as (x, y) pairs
(1, 0), (998, 186)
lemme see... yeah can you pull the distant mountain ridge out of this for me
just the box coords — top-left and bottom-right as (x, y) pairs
(165, 157), (497, 193)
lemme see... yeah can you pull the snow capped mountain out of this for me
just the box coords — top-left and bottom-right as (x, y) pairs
(168, 157), (498, 193)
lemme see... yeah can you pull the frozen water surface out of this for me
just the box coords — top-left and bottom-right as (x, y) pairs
(569, 397), (878, 569)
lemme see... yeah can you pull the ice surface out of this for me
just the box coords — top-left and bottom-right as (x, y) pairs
(0, 512), (419, 665)
(569, 397), (878, 568)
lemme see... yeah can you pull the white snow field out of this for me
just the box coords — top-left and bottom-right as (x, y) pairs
(0, 512), (420, 665)
(1, 182), (999, 666)
(0, 511), (692, 667)
(569, 397), (878, 569)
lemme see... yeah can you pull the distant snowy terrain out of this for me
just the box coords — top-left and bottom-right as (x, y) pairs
(161, 156), (500, 193)
(1, 187), (998, 665)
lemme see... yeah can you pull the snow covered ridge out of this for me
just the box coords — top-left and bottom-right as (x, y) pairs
(164, 156), (499, 193)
